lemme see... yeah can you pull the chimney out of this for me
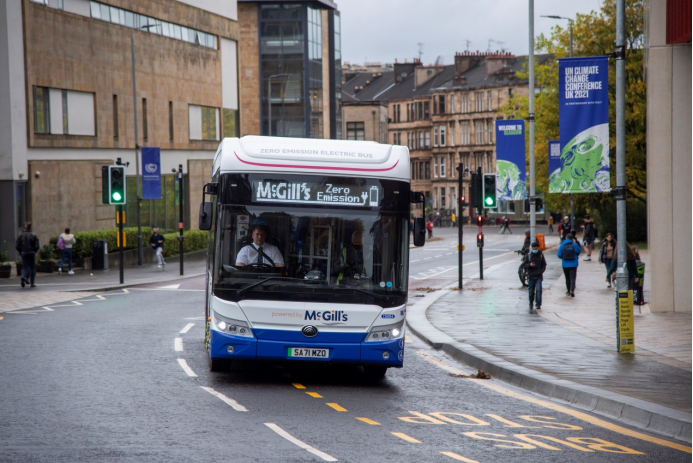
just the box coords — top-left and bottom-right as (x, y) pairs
(393, 60), (418, 83)
(485, 51), (516, 77)
(455, 50), (483, 75)
(414, 65), (443, 88)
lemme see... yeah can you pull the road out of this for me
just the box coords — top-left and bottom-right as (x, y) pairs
(0, 229), (689, 462)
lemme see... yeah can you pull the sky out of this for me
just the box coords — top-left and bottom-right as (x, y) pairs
(338, 0), (604, 65)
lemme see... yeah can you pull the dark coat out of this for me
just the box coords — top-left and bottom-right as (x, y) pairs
(16, 231), (39, 253)
(524, 250), (547, 279)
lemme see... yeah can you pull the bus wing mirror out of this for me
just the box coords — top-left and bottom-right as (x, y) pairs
(410, 191), (425, 204)
(413, 217), (426, 247)
(199, 202), (213, 230)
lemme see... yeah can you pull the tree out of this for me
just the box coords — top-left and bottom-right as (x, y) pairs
(498, 0), (646, 234)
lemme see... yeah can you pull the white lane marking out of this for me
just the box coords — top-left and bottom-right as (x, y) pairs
(264, 423), (338, 461)
(185, 317), (205, 320)
(180, 323), (195, 334)
(177, 359), (198, 377)
(410, 251), (516, 280)
(158, 284), (181, 289)
(130, 288), (204, 292)
(174, 338), (183, 352)
(201, 386), (248, 412)
(434, 254), (443, 257)
(410, 260), (420, 263)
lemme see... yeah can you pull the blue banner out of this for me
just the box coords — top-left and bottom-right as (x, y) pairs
(554, 56), (610, 193)
(495, 119), (526, 200)
(142, 147), (161, 200)
(548, 140), (562, 193)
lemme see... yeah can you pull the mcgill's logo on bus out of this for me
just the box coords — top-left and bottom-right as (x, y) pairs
(304, 310), (348, 322)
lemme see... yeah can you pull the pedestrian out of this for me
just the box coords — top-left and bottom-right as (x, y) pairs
(547, 216), (554, 234)
(559, 216), (571, 240)
(606, 242), (639, 291)
(524, 241), (547, 311)
(426, 220), (433, 239)
(521, 229), (531, 252)
(581, 215), (596, 261)
(598, 233), (616, 288)
(499, 216), (506, 234)
(58, 227), (77, 275)
(557, 232), (580, 297)
(15, 222), (39, 288)
(150, 227), (166, 269)
(505, 217), (512, 234)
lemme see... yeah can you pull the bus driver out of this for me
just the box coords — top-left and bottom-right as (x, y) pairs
(235, 225), (285, 267)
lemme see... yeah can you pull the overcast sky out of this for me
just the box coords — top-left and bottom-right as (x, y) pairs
(338, 0), (603, 65)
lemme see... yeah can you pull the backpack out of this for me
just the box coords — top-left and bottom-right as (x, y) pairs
(562, 241), (576, 260)
(57, 236), (65, 251)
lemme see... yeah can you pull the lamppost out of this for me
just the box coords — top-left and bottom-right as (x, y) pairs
(542, 14), (575, 231)
(130, 24), (156, 266)
(267, 73), (288, 136)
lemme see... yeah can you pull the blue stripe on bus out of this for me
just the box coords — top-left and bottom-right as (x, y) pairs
(252, 328), (366, 343)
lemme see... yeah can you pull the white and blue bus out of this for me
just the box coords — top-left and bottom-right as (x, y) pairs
(198, 136), (426, 378)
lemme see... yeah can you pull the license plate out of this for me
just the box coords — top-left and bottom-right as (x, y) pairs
(288, 347), (329, 359)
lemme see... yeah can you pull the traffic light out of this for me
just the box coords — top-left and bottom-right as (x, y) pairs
(108, 165), (126, 205)
(477, 233), (484, 248)
(476, 215), (483, 227)
(459, 194), (468, 207)
(470, 172), (483, 210)
(482, 174), (497, 209)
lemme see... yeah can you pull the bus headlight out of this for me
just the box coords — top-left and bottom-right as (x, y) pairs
(213, 311), (254, 338)
(365, 320), (405, 342)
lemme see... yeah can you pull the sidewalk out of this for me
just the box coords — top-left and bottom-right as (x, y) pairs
(0, 258), (206, 313)
(407, 247), (692, 443)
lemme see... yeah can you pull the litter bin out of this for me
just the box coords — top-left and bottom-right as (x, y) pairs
(92, 240), (109, 270)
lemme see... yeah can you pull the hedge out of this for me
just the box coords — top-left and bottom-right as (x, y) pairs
(49, 228), (209, 259)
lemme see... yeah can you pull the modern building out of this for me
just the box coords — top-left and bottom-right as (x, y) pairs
(0, 0), (240, 256)
(344, 52), (549, 225)
(645, 0), (691, 313)
(237, 0), (342, 139)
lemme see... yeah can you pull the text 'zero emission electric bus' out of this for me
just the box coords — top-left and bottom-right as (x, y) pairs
(198, 136), (426, 378)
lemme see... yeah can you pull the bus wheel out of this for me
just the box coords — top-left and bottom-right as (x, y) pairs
(363, 365), (387, 380)
(208, 357), (230, 372)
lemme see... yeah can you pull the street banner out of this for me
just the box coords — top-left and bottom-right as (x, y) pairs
(142, 147), (161, 200)
(553, 56), (610, 194)
(495, 119), (526, 200)
(548, 140), (562, 193)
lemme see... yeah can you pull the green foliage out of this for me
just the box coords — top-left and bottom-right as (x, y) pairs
(38, 244), (55, 262)
(592, 199), (647, 242)
(498, 0), (647, 216)
(0, 241), (9, 264)
(48, 228), (208, 259)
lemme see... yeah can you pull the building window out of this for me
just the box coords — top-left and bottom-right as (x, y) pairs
(90, 1), (217, 49)
(440, 125), (446, 147)
(475, 91), (484, 112)
(440, 187), (446, 207)
(488, 155), (493, 173)
(461, 92), (469, 113)
(419, 162), (424, 180)
(433, 126), (439, 147)
(450, 94), (456, 114)
(113, 95), (119, 139)
(346, 122), (365, 140)
(439, 95), (445, 114)
(440, 156), (446, 178)
(460, 121), (470, 145)
(424, 131), (430, 148)
(488, 121), (493, 145)
(142, 98), (148, 141)
(418, 131), (424, 149)
(168, 101), (174, 141)
(509, 88), (514, 98)
(223, 109), (238, 138)
(417, 102), (423, 120)
(433, 158), (438, 178)
(424, 101), (430, 119)
(474, 121), (485, 145)
(433, 96), (438, 115)
(61, 90), (68, 134)
(449, 123), (455, 146)
(189, 104), (219, 141)
(33, 86), (50, 133)
(487, 91), (492, 111)
(424, 161), (430, 179)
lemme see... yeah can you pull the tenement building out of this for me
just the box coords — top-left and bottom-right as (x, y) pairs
(237, 0), (342, 139)
(0, 0), (240, 255)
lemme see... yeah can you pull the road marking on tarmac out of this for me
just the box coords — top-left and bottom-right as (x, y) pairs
(201, 386), (248, 412)
(158, 284), (180, 289)
(392, 432), (421, 443)
(306, 392), (322, 398)
(440, 452), (479, 462)
(180, 323), (195, 334)
(174, 338), (183, 351)
(326, 403), (347, 412)
(292, 383), (306, 389)
(356, 417), (380, 425)
(265, 423), (338, 462)
(416, 350), (692, 454)
(177, 359), (197, 377)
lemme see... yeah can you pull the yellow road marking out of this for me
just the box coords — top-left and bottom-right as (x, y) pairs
(0, 316), (3, 321)
(440, 451), (479, 462)
(306, 392), (322, 398)
(356, 417), (381, 425)
(416, 349), (692, 454)
(326, 403), (347, 412)
(292, 383), (306, 389)
(392, 432), (421, 443)
(404, 334), (412, 343)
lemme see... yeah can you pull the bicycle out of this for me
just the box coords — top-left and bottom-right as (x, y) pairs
(515, 249), (528, 287)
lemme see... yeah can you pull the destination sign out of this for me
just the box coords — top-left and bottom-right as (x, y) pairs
(251, 180), (380, 207)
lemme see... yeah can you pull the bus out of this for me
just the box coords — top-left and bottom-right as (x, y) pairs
(198, 136), (426, 378)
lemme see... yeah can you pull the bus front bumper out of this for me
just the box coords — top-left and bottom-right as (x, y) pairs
(209, 329), (404, 366)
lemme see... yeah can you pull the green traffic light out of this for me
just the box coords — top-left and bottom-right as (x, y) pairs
(485, 197), (494, 205)
(112, 192), (122, 201)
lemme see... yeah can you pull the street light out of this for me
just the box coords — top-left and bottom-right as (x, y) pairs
(130, 23), (157, 266)
(542, 14), (574, 231)
(267, 73), (288, 136)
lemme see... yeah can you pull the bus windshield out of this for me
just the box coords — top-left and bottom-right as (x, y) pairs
(212, 204), (409, 307)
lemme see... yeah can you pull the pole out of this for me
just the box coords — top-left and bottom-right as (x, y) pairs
(528, 0), (536, 241)
(130, 30), (144, 266)
(477, 167), (483, 280)
(118, 205), (124, 284)
(178, 165), (184, 275)
(615, 0), (627, 291)
(457, 162), (464, 289)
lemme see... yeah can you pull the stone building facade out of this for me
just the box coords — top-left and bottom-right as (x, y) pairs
(0, 0), (239, 255)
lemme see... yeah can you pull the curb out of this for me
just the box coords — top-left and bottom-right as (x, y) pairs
(405, 279), (692, 444)
(62, 270), (207, 293)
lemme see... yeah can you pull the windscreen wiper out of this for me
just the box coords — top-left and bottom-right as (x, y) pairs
(237, 277), (304, 297)
(348, 287), (390, 303)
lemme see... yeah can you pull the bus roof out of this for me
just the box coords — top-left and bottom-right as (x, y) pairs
(213, 136), (410, 181)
